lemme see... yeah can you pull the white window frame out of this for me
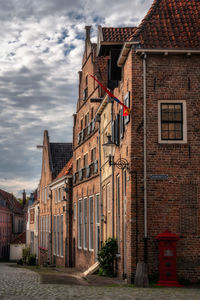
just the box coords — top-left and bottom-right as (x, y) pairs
(56, 215), (60, 256)
(78, 199), (82, 249)
(83, 197), (88, 250)
(89, 195), (94, 251)
(73, 203), (76, 221)
(60, 214), (63, 257)
(53, 215), (56, 255)
(158, 100), (187, 144)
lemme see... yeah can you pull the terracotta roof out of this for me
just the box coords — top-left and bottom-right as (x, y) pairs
(11, 232), (26, 244)
(130, 0), (200, 49)
(0, 189), (23, 214)
(50, 143), (73, 179)
(102, 27), (137, 42)
(55, 157), (73, 180)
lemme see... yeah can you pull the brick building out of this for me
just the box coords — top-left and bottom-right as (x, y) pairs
(96, 0), (200, 283)
(72, 26), (109, 270)
(38, 130), (72, 264)
(49, 158), (73, 267)
(0, 189), (24, 259)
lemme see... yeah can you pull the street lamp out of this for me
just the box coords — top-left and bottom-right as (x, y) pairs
(102, 135), (129, 170)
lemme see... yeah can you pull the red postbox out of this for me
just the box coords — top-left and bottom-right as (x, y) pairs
(156, 230), (182, 287)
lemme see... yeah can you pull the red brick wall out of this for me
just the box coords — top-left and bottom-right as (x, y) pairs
(130, 52), (200, 282)
(73, 33), (108, 270)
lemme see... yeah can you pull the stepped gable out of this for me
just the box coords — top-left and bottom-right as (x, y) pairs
(102, 27), (137, 42)
(50, 143), (72, 179)
(130, 0), (200, 49)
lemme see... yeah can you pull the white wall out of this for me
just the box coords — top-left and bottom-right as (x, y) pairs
(10, 244), (26, 261)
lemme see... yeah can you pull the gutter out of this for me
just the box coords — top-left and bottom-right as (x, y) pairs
(136, 49), (200, 55)
(118, 41), (140, 67)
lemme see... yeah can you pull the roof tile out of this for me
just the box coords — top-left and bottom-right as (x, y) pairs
(130, 0), (200, 49)
(102, 27), (137, 42)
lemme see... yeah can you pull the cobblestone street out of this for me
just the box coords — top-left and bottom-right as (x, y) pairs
(0, 263), (199, 300)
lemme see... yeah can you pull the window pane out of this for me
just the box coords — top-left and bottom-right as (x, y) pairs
(162, 123), (168, 131)
(161, 103), (183, 141)
(169, 123), (175, 131)
(89, 196), (93, 250)
(169, 131), (175, 139)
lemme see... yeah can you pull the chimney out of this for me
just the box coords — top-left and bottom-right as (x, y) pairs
(85, 26), (91, 42)
(22, 189), (26, 207)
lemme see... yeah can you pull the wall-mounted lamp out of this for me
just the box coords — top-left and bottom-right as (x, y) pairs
(102, 135), (129, 170)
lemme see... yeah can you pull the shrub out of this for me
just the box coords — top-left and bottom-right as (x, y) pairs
(97, 238), (118, 277)
(22, 247), (31, 265)
(22, 247), (36, 265)
(28, 253), (36, 266)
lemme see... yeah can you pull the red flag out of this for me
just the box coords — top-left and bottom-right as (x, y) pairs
(89, 74), (130, 116)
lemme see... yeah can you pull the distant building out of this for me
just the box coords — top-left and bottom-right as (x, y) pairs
(0, 189), (24, 259)
(49, 158), (73, 267)
(38, 130), (72, 264)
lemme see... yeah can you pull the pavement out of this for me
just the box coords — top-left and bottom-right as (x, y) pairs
(0, 262), (200, 300)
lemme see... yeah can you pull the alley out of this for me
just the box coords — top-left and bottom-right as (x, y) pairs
(0, 263), (199, 300)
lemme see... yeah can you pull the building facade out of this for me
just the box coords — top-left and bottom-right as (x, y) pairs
(96, 0), (200, 283)
(38, 130), (72, 264)
(72, 26), (108, 270)
(0, 189), (24, 259)
(50, 158), (73, 267)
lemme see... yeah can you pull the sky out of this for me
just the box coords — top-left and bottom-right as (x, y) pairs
(0, 0), (152, 198)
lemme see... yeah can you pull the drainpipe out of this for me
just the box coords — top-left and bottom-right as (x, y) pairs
(111, 98), (114, 238)
(143, 53), (148, 264)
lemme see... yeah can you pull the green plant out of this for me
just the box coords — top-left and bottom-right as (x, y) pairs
(97, 238), (118, 277)
(22, 247), (31, 265)
(28, 253), (36, 266)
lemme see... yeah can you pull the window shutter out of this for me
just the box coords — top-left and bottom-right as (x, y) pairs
(120, 108), (124, 140)
(115, 114), (120, 146)
(112, 120), (115, 143)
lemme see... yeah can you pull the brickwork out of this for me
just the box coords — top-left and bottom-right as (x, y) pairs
(72, 27), (108, 270)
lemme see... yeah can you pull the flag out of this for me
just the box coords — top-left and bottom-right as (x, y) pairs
(89, 74), (130, 116)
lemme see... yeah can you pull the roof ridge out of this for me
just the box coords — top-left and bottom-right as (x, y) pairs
(130, 0), (161, 40)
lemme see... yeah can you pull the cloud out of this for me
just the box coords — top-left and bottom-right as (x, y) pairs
(0, 0), (153, 195)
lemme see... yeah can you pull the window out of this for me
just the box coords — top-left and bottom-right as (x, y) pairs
(60, 215), (63, 256)
(53, 216), (56, 255)
(85, 112), (89, 127)
(55, 189), (58, 203)
(76, 158), (81, 171)
(95, 194), (100, 253)
(116, 175), (120, 253)
(84, 153), (88, 168)
(58, 188), (62, 202)
(80, 118), (83, 130)
(91, 148), (96, 162)
(89, 196), (94, 250)
(107, 183), (111, 212)
(83, 198), (87, 249)
(91, 107), (94, 120)
(73, 203), (76, 220)
(57, 215), (60, 255)
(78, 199), (82, 248)
(158, 100), (187, 143)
